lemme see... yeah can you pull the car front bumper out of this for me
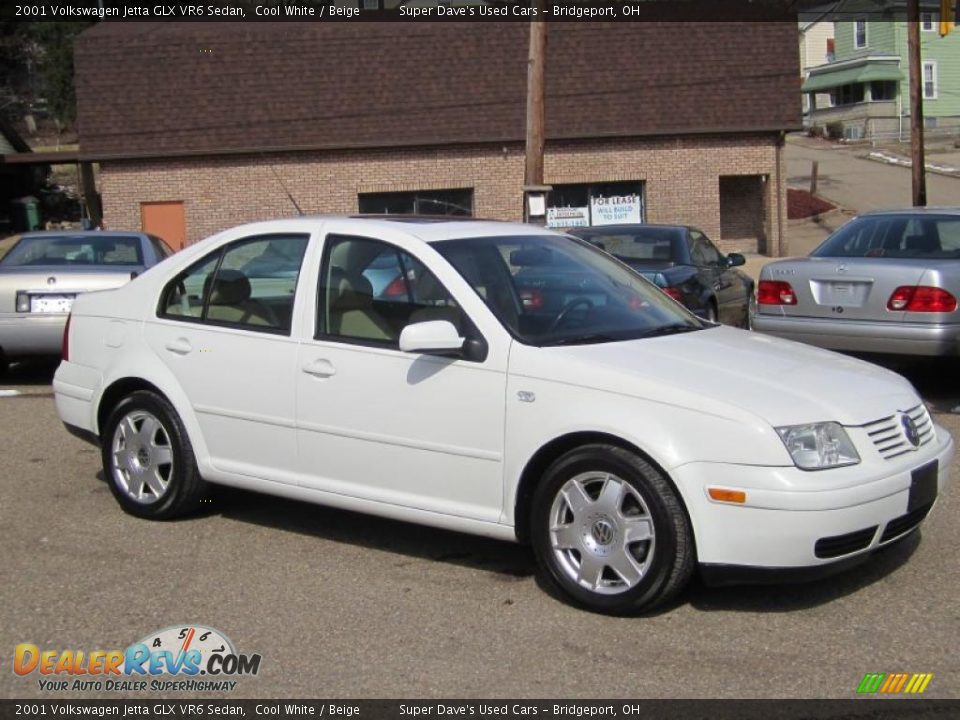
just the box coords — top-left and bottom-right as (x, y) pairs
(752, 313), (960, 357)
(673, 426), (953, 573)
(0, 312), (68, 357)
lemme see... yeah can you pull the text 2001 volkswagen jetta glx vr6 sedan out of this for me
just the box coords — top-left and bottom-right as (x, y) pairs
(55, 217), (952, 614)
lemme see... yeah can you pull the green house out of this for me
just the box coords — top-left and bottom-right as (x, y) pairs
(802, 0), (960, 140)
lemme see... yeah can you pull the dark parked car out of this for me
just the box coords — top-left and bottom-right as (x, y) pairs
(569, 224), (754, 327)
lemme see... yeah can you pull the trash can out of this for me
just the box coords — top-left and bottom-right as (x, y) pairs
(10, 196), (41, 232)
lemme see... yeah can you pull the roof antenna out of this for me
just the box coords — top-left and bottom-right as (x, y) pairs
(262, 154), (304, 216)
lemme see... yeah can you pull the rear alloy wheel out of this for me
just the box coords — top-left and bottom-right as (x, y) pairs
(102, 390), (207, 519)
(531, 444), (694, 615)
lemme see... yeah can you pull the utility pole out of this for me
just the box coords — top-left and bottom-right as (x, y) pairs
(523, 5), (549, 223)
(907, 0), (927, 206)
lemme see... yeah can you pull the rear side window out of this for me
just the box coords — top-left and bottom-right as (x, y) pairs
(159, 234), (309, 334)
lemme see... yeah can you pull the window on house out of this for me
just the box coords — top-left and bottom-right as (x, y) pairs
(870, 81), (897, 101)
(923, 61), (937, 99)
(358, 189), (473, 217)
(921, 12), (936, 31)
(854, 20), (867, 48)
(830, 83), (865, 106)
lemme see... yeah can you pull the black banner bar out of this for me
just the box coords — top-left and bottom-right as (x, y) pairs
(1, 701), (959, 720)
(0, 0), (922, 24)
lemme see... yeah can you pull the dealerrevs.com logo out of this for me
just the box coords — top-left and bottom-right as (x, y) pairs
(13, 625), (262, 693)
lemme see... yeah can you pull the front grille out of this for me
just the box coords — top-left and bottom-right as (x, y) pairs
(861, 404), (934, 460)
(880, 503), (934, 543)
(814, 526), (878, 559)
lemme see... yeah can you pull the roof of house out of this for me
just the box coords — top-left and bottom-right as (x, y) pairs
(74, 21), (801, 160)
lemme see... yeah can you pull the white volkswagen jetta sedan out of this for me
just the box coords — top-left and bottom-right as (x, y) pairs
(54, 217), (953, 614)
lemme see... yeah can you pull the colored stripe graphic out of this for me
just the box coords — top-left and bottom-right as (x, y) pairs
(858, 672), (932, 694)
(857, 673), (886, 694)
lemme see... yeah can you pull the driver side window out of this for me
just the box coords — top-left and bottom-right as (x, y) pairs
(317, 235), (465, 347)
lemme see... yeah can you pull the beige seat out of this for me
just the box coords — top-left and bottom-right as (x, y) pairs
(328, 268), (395, 341)
(203, 270), (279, 327)
(408, 271), (463, 329)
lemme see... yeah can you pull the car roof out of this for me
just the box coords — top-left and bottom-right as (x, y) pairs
(19, 230), (148, 239)
(858, 207), (960, 217)
(569, 224), (689, 233)
(225, 215), (562, 244)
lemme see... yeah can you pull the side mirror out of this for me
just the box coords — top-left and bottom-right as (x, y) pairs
(399, 320), (464, 355)
(727, 253), (746, 267)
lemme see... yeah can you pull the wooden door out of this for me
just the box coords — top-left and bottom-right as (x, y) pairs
(141, 201), (186, 250)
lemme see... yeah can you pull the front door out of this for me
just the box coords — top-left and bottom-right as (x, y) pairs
(295, 232), (507, 522)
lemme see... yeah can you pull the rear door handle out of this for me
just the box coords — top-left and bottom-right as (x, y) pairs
(165, 338), (192, 355)
(303, 358), (336, 378)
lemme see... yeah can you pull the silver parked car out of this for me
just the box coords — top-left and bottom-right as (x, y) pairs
(753, 208), (960, 356)
(0, 231), (172, 373)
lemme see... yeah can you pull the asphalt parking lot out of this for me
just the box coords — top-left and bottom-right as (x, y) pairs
(1, 357), (958, 700)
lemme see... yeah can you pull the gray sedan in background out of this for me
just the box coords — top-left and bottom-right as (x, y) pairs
(753, 208), (960, 356)
(0, 231), (172, 373)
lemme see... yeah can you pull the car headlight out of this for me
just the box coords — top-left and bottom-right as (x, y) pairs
(775, 422), (860, 470)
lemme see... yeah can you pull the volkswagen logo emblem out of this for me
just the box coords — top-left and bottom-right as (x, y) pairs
(47, 276), (56, 286)
(591, 520), (614, 546)
(901, 413), (921, 448)
(836, 264), (847, 274)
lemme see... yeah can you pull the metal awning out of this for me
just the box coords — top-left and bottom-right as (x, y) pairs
(802, 63), (904, 93)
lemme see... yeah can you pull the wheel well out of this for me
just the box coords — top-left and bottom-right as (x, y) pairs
(97, 378), (166, 438)
(513, 432), (692, 546)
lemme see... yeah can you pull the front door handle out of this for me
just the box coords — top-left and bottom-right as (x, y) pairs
(302, 358), (336, 378)
(165, 338), (192, 355)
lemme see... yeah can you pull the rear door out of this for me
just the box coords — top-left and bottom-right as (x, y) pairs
(144, 231), (309, 480)
(689, 230), (741, 322)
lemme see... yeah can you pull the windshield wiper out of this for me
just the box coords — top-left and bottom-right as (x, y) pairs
(635, 323), (702, 339)
(543, 333), (620, 346)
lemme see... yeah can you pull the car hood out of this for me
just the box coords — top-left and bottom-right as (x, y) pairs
(518, 326), (918, 427)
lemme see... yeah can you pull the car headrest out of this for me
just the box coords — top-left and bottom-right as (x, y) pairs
(904, 234), (939, 253)
(204, 269), (251, 306)
(329, 267), (374, 311)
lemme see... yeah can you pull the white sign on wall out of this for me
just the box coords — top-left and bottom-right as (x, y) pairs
(546, 206), (590, 228)
(590, 194), (643, 226)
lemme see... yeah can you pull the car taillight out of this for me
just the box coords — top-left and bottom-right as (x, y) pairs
(757, 280), (797, 305)
(62, 313), (71, 362)
(661, 286), (684, 302)
(382, 276), (407, 298)
(887, 286), (958, 313)
(519, 289), (544, 310)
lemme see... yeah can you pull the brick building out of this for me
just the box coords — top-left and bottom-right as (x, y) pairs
(74, 21), (801, 254)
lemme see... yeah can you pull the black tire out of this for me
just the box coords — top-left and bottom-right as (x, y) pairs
(100, 390), (207, 520)
(530, 444), (694, 615)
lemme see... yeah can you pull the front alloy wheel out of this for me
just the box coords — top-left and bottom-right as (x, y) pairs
(549, 472), (655, 594)
(531, 444), (694, 614)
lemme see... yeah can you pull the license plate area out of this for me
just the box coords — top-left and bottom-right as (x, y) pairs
(810, 279), (872, 307)
(908, 459), (938, 513)
(29, 294), (75, 313)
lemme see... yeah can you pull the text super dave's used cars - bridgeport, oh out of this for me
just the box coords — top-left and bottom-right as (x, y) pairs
(53, 217), (953, 614)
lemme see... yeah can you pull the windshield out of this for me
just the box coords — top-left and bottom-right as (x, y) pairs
(813, 214), (960, 259)
(0, 235), (144, 267)
(433, 234), (704, 346)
